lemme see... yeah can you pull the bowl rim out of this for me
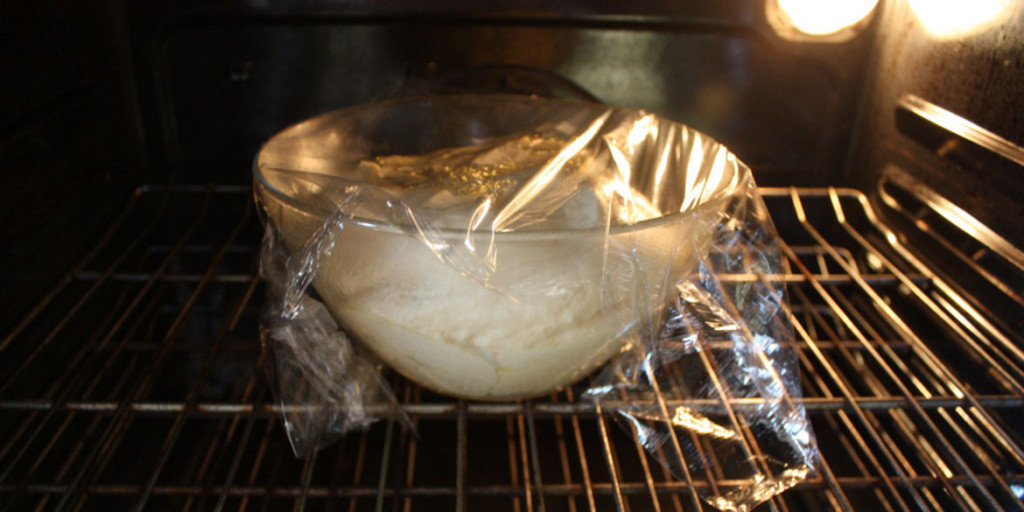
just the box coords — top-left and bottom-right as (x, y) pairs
(254, 94), (732, 241)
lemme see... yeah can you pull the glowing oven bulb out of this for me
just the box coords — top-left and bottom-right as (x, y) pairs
(776, 0), (879, 36)
(908, 0), (1011, 38)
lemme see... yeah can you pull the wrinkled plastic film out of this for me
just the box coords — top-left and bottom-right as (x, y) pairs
(259, 216), (411, 457)
(255, 95), (816, 509)
(584, 176), (816, 511)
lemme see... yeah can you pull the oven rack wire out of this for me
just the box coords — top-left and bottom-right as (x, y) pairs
(0, 186), (1022, 511)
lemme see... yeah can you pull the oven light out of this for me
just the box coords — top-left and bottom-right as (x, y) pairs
(773, 0), (878, 36)
(908, 0), (1011, 38)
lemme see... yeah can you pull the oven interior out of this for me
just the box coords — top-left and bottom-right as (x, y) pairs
(2, 0), (1023, 510)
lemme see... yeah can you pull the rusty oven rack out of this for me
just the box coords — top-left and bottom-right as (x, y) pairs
(1, 186), (1022, 511)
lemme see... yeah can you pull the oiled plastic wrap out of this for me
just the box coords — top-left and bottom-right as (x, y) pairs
(256, 94), (815, 510)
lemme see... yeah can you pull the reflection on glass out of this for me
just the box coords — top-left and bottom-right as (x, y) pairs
(776, 0), (878, 35)
(671, 407), (738, 440)
(908, 0), (1011, 38)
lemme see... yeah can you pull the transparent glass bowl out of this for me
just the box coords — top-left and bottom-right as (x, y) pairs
(255, 95), (737, 399)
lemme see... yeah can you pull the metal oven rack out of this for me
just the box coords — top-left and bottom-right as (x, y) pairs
(1, 186), (1022, 511)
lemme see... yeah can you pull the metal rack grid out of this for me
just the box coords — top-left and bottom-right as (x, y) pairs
(1, 186), (1022, 511)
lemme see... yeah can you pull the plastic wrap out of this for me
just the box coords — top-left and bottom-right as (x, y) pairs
(255, 94), (816, 511)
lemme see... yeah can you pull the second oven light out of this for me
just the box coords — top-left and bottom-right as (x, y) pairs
(908, 0), (1012, 38)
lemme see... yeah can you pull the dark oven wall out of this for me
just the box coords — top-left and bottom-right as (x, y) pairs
(0, 0), (142, 328)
